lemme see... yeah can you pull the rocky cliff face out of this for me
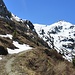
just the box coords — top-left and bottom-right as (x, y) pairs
(0, 0), (11, 18)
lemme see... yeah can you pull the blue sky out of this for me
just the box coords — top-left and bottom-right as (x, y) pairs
(3, 0), (75, 25)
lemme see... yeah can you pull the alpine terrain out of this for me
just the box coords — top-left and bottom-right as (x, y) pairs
(34, 21), (75, 62)
(0, 0), (75, 75)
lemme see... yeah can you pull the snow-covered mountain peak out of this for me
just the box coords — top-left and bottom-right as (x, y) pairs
(56, 20), (72, 25)
(34, 21), (75, 62)
(50, 20), (73, 30)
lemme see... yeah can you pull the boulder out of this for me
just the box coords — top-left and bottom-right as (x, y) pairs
(0, 46), (8, 55)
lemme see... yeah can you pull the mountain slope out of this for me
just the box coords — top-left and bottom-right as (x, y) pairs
(0, 0), (11, 18)
(0, 0), (75, 75)
(0, 0), (50, 55)
(0, 15), (50, 55)
(7, 48), (75, 75)
(34, 21), (75, 61)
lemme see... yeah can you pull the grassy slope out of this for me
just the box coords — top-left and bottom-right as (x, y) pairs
(11, 48), (75, 75)
(0, 18), (50, 49)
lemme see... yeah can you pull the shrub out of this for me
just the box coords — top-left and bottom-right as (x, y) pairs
(72, 58), (75, 67)
(12, 30), (17, 40)
(13, 30), (17, 36)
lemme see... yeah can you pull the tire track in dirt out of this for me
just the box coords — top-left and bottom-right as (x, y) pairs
(5, 49), (33, 75)
(5, 57), (16, 75)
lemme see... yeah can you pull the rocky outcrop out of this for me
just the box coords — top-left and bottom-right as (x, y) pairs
(0, 0), (11, 18)
(0, 46), (8, 55)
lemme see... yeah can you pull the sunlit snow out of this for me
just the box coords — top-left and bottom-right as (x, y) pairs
(34, 21), (75, 62)
(7, 41), (32, 54)
(0, 57), (2, 60)
(0, 34), (32, 54)
(0, 34), (12, 39)
(11, 13), (24, 22)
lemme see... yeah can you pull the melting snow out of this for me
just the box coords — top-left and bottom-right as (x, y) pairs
(0, 57), (2, 60)
(0, 34), (32, 54)
(7, 41), (32, 54)
(11, 13), (24, 22)
(0, 34), (12, 39)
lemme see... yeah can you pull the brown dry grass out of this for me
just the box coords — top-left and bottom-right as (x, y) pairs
(9, 48), (75, 75)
